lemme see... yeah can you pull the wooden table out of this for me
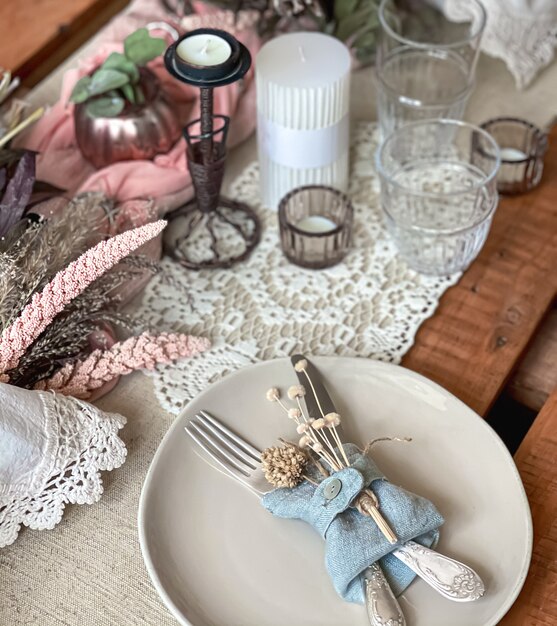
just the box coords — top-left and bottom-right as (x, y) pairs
(499, 386), (557, 625)
(0, 0), (129, 86)
(402, 127), (557, 621)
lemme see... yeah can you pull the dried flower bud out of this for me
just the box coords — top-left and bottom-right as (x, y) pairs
(296, 423), (309, 434)
(324, 412), (341, 428)
(294, 359), (308, 372)
(311, 442), (324, 453)
(261, 444), (307, 488)
(312, 418), (325, 430)
(299, 435), (311, 448)
(266, 387), (280, 402)
(288, 408), (302, 420)
(287, 384), (306, 399)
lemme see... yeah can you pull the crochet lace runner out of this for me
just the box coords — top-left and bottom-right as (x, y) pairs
(136, 122), (461, 415)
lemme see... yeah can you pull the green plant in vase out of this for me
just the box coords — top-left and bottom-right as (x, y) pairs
(70, 28), (167, 117)
(69, 27), (181, 169)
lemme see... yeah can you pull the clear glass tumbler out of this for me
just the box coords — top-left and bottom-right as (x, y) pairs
(376, 0), (486, 139)
(376, 119), (500, 275)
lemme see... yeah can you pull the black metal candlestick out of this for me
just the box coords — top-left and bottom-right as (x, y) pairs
(199, 87), (213, 164)
(164, 28), (261, 270)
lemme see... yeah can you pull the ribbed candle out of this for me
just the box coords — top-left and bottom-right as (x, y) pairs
(256, 33), (351, 210)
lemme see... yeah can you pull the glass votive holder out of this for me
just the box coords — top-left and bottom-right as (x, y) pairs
(478, 117), (548, 194)
(376, 119), (500, 275)
(278, 186), (353, 269)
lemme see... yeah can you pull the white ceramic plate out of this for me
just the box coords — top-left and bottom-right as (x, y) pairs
(138, 357), (532, 626)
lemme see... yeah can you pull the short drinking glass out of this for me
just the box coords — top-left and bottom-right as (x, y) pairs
(376, 119), (500, 275)
(376, 0), (486, 138)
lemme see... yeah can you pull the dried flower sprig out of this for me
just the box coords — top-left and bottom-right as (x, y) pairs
(5, 266), (146, 387)
(265, 360), (398, 544)
(0, 220), (166, 377)
(0, 192), (107, 331)
(34, 332), (210, 399)
(267, 383), (343, 471)
(261, 443), (308, 488)
(294, 359), (350, 467)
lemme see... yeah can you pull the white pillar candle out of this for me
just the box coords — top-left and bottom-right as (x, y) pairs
(256, 33), (351, 210)
(177, 34), (232, 67)
(296, 215), (337, 234)
(499, 147), (528, 161)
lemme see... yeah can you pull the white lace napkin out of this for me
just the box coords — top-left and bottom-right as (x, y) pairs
(136, 122), (460, 415)
(0, 383), (126, 547)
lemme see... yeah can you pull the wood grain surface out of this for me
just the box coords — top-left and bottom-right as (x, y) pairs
(0, 0), (129, 86)
(403, 126), (557, 417)
(509, 307), (557, 411)
(499, 387), (557, 625)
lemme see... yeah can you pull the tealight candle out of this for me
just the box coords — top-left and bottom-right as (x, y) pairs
(499, 147), (527, 161)
(279, 186), (353, 269)
(177, 34), (232, 67)
(479, 117), (548, 195)
(256, 33), (351, 210)
(296, 215), (337, 234)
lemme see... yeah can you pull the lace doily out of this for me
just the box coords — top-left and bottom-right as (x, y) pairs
(0, 389), (126, 547)
(136, 122), (460, 415)
(444, 0), (557, 89)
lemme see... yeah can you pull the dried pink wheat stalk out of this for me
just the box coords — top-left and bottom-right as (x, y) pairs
(35, 332), (210, 399)
(0, 220), (166, 376)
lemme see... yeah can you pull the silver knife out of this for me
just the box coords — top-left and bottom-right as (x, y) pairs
(290, 354), (485, 604)
(291, 354), (406, 626)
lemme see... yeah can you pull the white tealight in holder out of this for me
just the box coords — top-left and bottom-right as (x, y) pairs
(256, 32), (351, 210)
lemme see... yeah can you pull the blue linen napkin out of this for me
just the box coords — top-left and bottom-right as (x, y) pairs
(261, 443), (444, 604)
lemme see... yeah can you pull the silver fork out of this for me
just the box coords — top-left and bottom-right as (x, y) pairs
(185, 410), (406, 626)
(185, 410), (269, 494)
(185, 411), (485, 604)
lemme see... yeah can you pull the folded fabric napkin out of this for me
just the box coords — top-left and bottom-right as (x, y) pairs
(0, 383), (127, 547)
(262, 443), (444, 604)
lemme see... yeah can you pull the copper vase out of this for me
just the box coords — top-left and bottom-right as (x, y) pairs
(74, 68), (181, 169)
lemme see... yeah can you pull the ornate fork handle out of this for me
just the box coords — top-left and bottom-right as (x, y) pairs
(365, 563), (406, 626)
(392, 541), (485, 602)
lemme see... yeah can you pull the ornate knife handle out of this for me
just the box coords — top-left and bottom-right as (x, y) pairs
(392, 541), (485, 602)
(365, 563), (406, 626)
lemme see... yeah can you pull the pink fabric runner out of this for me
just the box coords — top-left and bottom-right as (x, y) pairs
(16, 0), (260, 214)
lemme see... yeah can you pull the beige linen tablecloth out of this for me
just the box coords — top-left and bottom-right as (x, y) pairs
(1, 31), (557, 626)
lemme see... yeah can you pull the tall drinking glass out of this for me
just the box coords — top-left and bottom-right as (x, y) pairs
(376, 0), (486, 138)
(376, 119), (500, 275)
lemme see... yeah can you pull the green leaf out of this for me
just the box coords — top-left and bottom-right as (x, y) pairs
(124, 28), (166, 66)
(121, 83), (136, 104)
(353, 30), (376, 49)
(89, 68), (130, 96)
(335, 0), (361, 22)
(70, 75), (93, 103)
(124, 27), (150, 47)
(335, 5), (375, 42)
(135, 84), (145, 105)
(102, 52), (140, 83)
(85, 95), (125, 118)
